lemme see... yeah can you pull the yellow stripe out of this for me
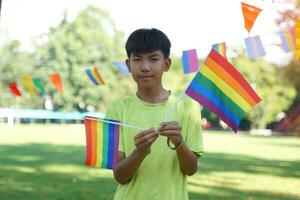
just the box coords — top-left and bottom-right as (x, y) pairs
(91, 70), (101, 85)
(286, 31), (295, 51)
(201, 66), (251, 112)
(95, 121), (103, 167)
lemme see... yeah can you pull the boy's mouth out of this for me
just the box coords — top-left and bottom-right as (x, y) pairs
(138, 75), (154, 79)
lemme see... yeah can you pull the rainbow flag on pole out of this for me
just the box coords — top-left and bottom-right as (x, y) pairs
(84, 116), (119, 169)
(185, 49), (261, 132)
(85, 67), (105, 86)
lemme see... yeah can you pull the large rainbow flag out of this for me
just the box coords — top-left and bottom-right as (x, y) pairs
(84, 116), (119, 169)
(185, 49), (261, 132)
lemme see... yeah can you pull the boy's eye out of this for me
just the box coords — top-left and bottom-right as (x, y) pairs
(132, 58), (140, 61)
(151, 58), (159, 61)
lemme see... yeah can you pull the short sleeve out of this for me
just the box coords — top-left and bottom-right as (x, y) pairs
(105, 102), (124, 153)
(180, 97), (204, 157)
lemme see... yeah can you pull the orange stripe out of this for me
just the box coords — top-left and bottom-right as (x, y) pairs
(90, 121), (98, 166)
(205, 57), (257, 107)
(93, 67), (105, 85)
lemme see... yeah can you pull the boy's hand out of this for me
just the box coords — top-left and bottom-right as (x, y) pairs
(158, 121), (182, 145)
(134, 128), (159, 156)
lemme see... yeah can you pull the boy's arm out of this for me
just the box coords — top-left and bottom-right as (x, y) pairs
(159, 121), (198, 176)
(113, 128), (159, 184)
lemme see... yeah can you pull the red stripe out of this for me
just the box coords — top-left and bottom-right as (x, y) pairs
(209, 49), (261, 103)
(84, 119), (92, 166)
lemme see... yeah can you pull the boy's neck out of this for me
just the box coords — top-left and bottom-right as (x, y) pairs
(136, 87), (170, 104)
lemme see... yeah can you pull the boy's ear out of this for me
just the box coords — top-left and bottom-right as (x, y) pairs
(125, 59), (131, 73)
(163, 58), (171, 72)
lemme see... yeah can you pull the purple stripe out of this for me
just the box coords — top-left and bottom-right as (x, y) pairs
(188, 50), (199, 72)
(112, 124), (119, 169)
(186, 87), (238, 132)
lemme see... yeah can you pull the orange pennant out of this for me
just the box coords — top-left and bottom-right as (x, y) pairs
(49, 73), (63, 94)
(241, 2), (262, 33)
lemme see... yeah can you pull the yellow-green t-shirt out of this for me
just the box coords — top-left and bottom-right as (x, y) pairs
(105, 93), (203, 200)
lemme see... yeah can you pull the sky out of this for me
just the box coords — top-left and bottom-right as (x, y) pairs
(0, 0), (294, 65)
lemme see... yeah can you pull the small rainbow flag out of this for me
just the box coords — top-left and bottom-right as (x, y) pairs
(182, 49), (199, 74)
(245, 35), (266, 59)
(84, 116), (120, 169)
(279, 28), (296, 53)
(212, 43), (227, 59)
(185, 49), (261, 132)
(85, 67), (105, 86)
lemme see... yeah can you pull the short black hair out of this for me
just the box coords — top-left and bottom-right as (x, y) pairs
(125, 28), (171, 59)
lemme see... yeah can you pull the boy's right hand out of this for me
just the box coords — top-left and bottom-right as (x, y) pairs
(134, 128), (159, 156)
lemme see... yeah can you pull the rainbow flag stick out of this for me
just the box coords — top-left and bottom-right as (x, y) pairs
(84, 116), (146, 131)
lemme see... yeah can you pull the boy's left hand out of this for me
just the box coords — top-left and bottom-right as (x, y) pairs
(158, 121), (182, 145)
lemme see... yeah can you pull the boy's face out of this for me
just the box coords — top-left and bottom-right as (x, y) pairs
(126, 50), (171, 90)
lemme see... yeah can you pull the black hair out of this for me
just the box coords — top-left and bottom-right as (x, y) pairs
(125, 28), (171, 59)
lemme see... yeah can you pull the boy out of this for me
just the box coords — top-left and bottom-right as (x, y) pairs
(105, 28), (203, 200)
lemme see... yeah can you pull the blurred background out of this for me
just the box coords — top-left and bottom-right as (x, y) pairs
(0, 0), (300, 199)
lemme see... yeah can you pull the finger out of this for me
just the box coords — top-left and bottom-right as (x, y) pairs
(135, 131), (159, 145)
(158, 124), (181, 131)
(160, 121), (178, 126)
(137, 135), (159, 149)
(159, 130), (181, 137)
(134, 128), (156, 140)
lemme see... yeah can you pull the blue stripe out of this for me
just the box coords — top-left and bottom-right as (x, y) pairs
(189, 78), (241, 126)
(85, 69), (99, 85)
(106, 123), (114, 169)
(182, 52), (191, 74)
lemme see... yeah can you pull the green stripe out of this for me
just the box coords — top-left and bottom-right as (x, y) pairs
(101, 122), (109, 168)
(195, 73), (245, 118)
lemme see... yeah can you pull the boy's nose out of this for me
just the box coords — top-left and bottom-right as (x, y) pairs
(141, 61), (151, 72)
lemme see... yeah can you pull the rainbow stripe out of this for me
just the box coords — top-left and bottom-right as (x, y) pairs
(84, 117), (119, 169)
(212, 43), (227, 59)
(185, 49), (261, 132)
(182, 49), (199, 74)
(279, 28), (296, 53)
(295, 20), (300, 60)
(245, 35), (266, 59)
(85, 67), (105, 86)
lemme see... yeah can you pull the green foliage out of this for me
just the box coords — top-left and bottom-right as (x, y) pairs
(0, 40), (44, 108)
(231, 52), (296, 128)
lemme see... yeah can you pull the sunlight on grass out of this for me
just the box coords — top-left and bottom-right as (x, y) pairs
(1, 125), (300, 200)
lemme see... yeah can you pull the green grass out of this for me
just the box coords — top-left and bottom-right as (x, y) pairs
(0, 125), (300, 200)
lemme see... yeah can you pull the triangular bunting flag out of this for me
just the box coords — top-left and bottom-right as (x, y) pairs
(33, 78), (46, 94)
(241, 2), (262, 33)
(49, 73), (63, 94)
(21, 76), (35, 96)
(8, 82), (22, 96)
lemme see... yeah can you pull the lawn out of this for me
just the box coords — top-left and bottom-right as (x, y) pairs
(0, 124), (300, 200)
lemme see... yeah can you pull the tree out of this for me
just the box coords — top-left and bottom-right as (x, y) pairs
(231, 51), (296, 129)
(35, 6), (131, 112)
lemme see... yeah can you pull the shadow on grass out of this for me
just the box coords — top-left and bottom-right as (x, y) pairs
(0, 144), (299, 200)
(199, 152), (300, 178)
(0, 144), (117, 200)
